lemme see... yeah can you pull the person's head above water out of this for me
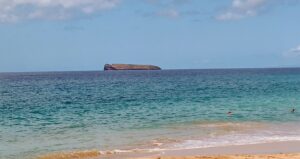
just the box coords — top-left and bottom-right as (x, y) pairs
(291, 108), (296, 113)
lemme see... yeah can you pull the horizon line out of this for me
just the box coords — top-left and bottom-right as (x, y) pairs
(1, 66), (300, 74)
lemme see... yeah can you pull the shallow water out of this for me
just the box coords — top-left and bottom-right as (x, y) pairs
(1, 69), (300, 158)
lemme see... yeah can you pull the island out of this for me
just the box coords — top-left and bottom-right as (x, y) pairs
(104, 64), (161, 71)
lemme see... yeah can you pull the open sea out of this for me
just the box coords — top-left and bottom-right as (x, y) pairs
(1, 68), (300, 159)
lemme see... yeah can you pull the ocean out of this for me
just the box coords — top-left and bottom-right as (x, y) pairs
(1, 68), (300, 159)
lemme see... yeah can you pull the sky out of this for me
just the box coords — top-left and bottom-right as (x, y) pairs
(0, 0), (300, 72)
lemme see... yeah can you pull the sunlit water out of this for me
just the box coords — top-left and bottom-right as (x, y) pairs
(1, 69), (300, 158)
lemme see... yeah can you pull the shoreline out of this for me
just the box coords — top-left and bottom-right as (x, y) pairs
(137, 153), (300, 159)
(128, 141), (300, 159)
(36, 140), (300, 159)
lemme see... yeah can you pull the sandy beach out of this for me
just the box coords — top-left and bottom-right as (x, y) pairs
(142, 141), (300, 157)
(37, 141), (300, 159)
(132, 141), (300, 159)
(138, 154), (300, 159)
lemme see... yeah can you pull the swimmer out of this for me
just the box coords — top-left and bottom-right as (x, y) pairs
(291, 108), (296, 113)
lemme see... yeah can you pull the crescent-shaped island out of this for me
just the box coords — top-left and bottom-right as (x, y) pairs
(104, 64), (161, 71)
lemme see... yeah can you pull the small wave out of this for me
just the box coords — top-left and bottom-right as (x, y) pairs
(36, 135), (300, 159)
(36, 122), (300, 158)
(171, 134), (300, 150)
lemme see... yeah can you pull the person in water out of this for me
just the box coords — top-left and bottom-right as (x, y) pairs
(291, 108), (296, 113)
(227, 111), (233, 115)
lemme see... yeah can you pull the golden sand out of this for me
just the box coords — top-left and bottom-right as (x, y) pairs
(139, 153), (300, 159)
(35, 140), (300, 159)
(37, 150), (101, 159)
(37, 152), (300, 159)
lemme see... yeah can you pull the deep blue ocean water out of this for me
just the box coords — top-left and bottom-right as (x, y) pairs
(1, 68), (300, 158)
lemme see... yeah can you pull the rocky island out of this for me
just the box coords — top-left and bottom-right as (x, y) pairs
(104, 64), (161, 71)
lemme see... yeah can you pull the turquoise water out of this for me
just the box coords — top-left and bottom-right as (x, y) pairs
(1, 69), (300, 158)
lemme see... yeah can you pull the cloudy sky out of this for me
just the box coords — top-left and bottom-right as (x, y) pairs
(0, 0), (300, 72)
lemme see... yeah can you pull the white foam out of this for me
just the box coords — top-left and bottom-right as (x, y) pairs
(102, 122), (300, 154)
(171, 133), (300, 150)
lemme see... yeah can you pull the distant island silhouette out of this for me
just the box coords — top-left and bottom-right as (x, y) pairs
(104, 64), (161, 71)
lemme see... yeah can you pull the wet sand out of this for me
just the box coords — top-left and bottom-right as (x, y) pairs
(37, 141), (300, 159)
(136, 141), (300, 159)
(138, 153), (300, 159)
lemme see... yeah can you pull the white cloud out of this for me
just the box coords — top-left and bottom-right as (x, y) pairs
(0, 0), (120, 22)
(290, 45), (300, 53)
(216, 0), (267, 21)
(284, 45), (300, 57)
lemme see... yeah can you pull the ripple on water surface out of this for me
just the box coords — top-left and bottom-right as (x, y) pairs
(1, 69), (300, 158)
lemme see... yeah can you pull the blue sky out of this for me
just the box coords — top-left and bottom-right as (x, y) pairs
(0, 0), (300, 72)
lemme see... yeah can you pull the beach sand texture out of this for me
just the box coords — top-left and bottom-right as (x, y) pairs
(37, 150), (101, 159)
(139, 154), (300, 159)
(37, 141), (300, 159)
(38, 153), (300, 159)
